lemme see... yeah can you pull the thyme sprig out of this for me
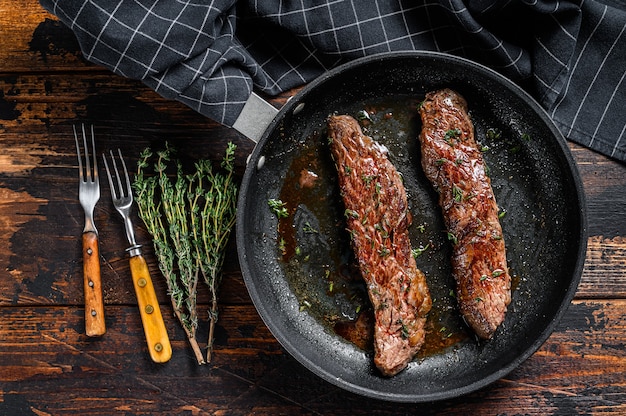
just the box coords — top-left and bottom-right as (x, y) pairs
(133, 142), (238, 364)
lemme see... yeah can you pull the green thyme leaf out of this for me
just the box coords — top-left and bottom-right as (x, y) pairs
(412, 243), (430, 258)
(268, 198), (289, 218)
(133, 142), (238, 365)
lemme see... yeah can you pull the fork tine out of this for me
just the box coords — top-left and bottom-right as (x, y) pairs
(117, 149), (132, 199)
(102, 152), (117, 200)
(88, 125), (98, 183)
(73, 125), (83, 180)
(82, 125), (91, 179)
(74, 124), (98, 183)
(110, 150), (125, 199)
(103, 149), (131, 200)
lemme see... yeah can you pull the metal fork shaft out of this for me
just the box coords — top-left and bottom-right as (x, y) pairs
(122, 217), (141, 258)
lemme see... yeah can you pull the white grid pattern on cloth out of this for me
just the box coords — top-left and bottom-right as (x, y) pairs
(548, 2), (626, 161)
(40, 0), (626, 162)
(568, 23), (625, 139)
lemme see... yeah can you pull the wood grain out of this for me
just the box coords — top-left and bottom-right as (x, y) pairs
(0, 302), (624, 415)
(81, 231), (106, 337)
(0, 2), (625, 415)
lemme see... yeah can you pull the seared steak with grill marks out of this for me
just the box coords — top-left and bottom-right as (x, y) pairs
(328, 114), (432, 376)
(418, 89), (511, 339)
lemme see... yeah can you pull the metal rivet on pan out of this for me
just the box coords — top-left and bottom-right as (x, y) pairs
(154, 343), (163, 352)
(138, 278), (147, 287)
(87, 248), (93, 255)
(257, 155), (265, 170)
(145, 305), (154, 314)
(88, 280), (94, 288)
(293, 102), (305, 115)
(91, 309), (97, 317)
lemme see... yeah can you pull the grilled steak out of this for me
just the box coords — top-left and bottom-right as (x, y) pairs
(328, 114), (432, 376)
(418, 89), (511, 339)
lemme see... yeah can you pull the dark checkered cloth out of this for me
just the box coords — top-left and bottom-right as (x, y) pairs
(40, 0), (626, 162)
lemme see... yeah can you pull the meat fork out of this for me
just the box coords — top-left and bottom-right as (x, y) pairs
(103, 149), (172, 363)
(74, 124), (106, 337)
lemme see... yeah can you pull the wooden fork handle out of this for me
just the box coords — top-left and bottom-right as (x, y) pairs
(82, 231), (106, 337)
(129, 254), (172, 363)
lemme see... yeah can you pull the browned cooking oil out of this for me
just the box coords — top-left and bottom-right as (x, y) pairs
(272, 96), (480, 358)
(264, 82), (552, 365)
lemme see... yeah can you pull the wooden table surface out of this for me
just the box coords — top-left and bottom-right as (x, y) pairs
(1, 3), (625, 415)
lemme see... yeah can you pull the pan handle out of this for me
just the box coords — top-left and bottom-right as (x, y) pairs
(232, 92), (279, 143)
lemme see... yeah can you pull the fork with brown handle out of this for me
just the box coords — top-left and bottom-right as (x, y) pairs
(103, 149), (172, 363)
(74, 124), (106, 337)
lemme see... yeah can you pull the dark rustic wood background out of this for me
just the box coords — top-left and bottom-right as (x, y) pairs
(0, 2), (624, 414)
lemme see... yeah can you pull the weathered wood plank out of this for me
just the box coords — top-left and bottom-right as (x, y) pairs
(570, 143), (626, 238)
(0, 74), (256, 180)
(1, 2), (625, 414)
(0, 1), (98, 73)
(0, 301), (624, 414)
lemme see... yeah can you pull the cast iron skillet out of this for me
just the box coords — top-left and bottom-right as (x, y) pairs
(235, 51), (587, 402)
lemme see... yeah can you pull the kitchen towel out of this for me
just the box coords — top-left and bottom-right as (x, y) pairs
(39, 0), (626, 162)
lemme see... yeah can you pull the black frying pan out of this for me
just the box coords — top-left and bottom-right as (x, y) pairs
(236, 51), (587, 402)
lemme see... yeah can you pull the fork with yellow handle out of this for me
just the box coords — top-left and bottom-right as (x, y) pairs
(103, 149), (172, 363)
